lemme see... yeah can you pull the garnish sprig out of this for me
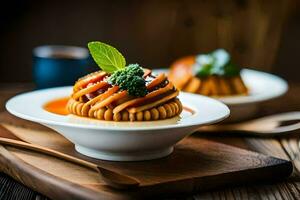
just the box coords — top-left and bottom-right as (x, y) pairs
(88, 41), (126, 73)
(194, 49), (240, 78)
(88, 41), (148, 97)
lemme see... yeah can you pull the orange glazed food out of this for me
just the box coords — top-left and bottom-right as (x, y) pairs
(67, 69), (182, 121)
(169, 49), (248, 96)
(67, 41), (182, 121)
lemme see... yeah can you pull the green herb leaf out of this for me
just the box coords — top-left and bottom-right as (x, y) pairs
(88, 41), (126, 73)
(194, 49), (240, 77)
(194, 54), (215, 77)
(212, 49), (230, 69)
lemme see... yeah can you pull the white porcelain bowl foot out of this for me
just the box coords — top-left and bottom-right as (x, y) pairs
(75, 145), (174, 161)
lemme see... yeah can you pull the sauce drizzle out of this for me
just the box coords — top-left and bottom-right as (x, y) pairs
(44, 97), (69, 115)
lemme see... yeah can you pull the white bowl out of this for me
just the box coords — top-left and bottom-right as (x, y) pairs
(154, 69), (288, 122)
(6, 87), (229, 161)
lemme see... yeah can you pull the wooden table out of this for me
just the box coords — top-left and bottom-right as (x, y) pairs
(0, 83), (299, 200)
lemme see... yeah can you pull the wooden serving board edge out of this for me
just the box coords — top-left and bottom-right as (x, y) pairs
(0, 142), (293, 200)
(132, 158), (293, 198)
(0, 145), (130, 200)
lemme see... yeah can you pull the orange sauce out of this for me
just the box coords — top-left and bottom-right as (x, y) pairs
(183, 106), (195, 114)
(44, 97), (69, 115)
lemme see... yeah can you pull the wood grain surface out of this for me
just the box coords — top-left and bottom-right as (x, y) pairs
(0, 113), (293, 200)
(1, 0), (295, 84)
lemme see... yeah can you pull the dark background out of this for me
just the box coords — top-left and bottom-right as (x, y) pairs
(0, 0), (299, 83)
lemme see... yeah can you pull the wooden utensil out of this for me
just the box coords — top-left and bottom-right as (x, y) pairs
(0, 137), (139, 190)
(199, 112), (300, 136)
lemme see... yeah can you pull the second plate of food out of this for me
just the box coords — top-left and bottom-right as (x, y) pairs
(155, 68), (287, 122)
(154, 49), (288, 122)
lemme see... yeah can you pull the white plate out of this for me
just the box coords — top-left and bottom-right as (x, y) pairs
(154, 68), (288, 121)
(6, 86), (229, 161)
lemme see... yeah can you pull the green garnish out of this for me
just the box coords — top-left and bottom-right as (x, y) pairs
(88, 41), (148, 97)
(108, 64), (148, 97)
(194, 49), (240, 78)
(88, 41), (126, 73)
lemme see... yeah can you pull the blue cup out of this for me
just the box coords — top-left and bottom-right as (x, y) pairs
(33, 45), (96, 89)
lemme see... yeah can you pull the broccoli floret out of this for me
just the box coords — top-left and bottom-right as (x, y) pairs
(120, 75), (148, 97)
(124, 64), (144, 76)
(108, 64), (148, 97)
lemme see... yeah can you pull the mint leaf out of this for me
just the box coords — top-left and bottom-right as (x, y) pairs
(88, 41), (126, 73)
(194, 49), (240, 77)
(212, 49), (230, 69)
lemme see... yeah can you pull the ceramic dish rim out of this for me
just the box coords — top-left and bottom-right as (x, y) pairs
(6, 86), (230, 131)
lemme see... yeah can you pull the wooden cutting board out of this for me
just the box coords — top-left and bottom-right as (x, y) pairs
(0, 112), (293, 200)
